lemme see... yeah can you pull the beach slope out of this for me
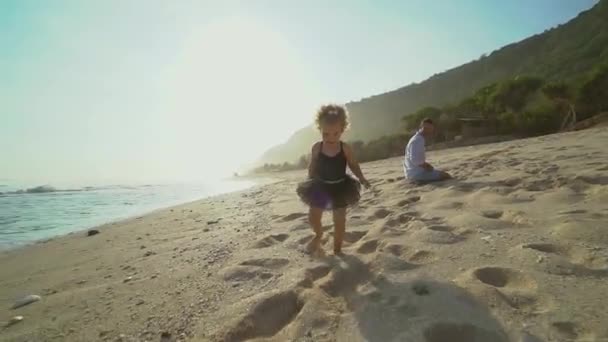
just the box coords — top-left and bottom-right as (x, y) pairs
(1, 127), (608, 341)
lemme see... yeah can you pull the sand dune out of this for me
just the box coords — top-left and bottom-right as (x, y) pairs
(1, 127), (607, 341)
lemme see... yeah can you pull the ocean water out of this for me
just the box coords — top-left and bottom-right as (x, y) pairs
(0, 179), (256, 250)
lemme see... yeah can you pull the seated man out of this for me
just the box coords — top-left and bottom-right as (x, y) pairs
(404, 118), (452, 182)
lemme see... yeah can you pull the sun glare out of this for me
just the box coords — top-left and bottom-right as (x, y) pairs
(165, 16), (318, 177)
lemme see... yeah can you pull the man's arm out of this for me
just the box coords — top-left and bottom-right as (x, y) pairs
(343, 143), (370, 188)
(411, 139), (433, 171)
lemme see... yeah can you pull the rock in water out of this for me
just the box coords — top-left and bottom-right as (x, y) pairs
(11, 295), (41, 309)
(87, 229), (100, 236)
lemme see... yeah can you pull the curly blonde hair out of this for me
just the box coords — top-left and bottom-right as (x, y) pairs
(314, 104), (350, 131)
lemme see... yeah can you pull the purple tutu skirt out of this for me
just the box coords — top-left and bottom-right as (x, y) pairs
(296, 175), (361, 210)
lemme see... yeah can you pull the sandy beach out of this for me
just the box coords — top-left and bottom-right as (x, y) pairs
(1, 127), (607, 342)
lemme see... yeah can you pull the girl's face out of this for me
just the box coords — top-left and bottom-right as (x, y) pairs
(321, 122), (344, 144)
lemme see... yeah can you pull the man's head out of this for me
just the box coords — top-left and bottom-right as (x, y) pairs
(419, 118), (435, 137)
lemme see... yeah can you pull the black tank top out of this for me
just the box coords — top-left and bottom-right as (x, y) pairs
(316, 142), (347, 182)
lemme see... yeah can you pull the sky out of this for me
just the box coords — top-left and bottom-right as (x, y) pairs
(0, 0), (598, 184)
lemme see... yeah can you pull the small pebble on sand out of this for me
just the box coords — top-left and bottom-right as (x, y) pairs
(12, 294), (41, 309)
(160, 331), (172, 342)
(537, 255), (544, 263)
(6, 315), (24, 327)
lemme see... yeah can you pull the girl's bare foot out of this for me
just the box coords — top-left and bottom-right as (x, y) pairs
(306, 235), (322, 254)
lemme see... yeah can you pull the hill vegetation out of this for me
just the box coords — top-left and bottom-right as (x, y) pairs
(253, 62), (608, 174)
(259, 0), (608, 166)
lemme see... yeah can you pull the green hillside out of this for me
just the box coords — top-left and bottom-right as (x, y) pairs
(260, 0), (608, 164)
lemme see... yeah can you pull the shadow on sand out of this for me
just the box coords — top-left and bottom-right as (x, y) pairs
(320, 254), (511, 342)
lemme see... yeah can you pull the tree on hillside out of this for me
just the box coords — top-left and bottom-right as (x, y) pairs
(489, 76), (544, 113)
(577, 63), (608, 119)
(472, 83), (499, 115)
(542, 82), (577, 130)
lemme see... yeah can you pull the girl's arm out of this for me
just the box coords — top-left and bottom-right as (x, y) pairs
(343, 143), (370, 188)
(308, 142), (321, 179)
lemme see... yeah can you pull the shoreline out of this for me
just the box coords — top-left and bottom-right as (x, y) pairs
(0, 177), (279, 254)
(1, 128), (607, 341)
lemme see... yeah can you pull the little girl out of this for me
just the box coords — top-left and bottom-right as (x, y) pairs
(297, 104), (371, 255)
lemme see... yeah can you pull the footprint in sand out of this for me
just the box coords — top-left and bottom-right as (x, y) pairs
(280, 212), (307, 222)
(372, 208), (393, 219)
(383, 243), (408, 257)
(412, 225), (464, 245)
(548, 321), (601, 341)
(290, 223), (310, 231)
(340, 230), (367, 244)
(219, 265), (275, 282)
(382, 243), (436, 263)
(296, 263), (332, 288)
(372, 254), (419, 272)
(498, 177), (522, 187)
(457, 266), (543, 312)
(575, 174), (608, 185)
(552, 220), (608, 245)
(426, 225), (456, 232)
(296, 235), (316, 246)
(381, 214), (415, 232)
(252, 234), (289, 249)
(397, 196), (421, 207)
(399, 212), (418, 222)
(430, 200), (464, 210)
(318, 259), (372, 297)
(356, 239), (379, 254)
(481, 210), (503, 219)
(558, 209), (588, 215)
(240, 258), (289, 269)
(471, 267), (537, 290)
(519, 243), (608, 276)
(351, 279), (510, 342)
(423, 322), (508, 342)
(222, 290), (304, 342)
(523, 243), (562, 254)
(408, 250), (438, 264)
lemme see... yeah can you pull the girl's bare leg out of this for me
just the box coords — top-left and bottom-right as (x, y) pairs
(308, 206), (323, 252)
(332, 208), (346, 255)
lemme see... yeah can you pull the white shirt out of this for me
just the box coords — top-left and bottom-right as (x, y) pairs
(404, 131), (426, 177)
